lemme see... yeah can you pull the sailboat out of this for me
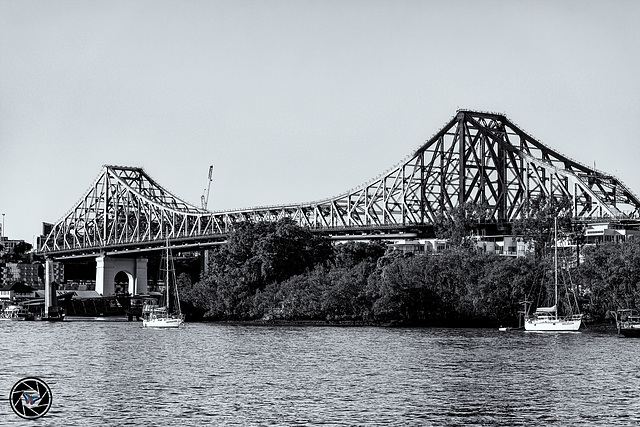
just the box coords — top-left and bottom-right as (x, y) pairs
(142, 242), (185, 329)
(524, 218), (583, 332)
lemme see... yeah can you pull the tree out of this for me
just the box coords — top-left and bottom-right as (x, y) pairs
(577, 239), (640, 321)
(253, 218), (332, 284)
(271, 267), (326, 320)
(182, 219), (333, 320)
(511, 194), (572, 258)
(365, 251), (466, 324)
(322, 262), (375, 321)
(7, 241), (32, 262)
(433, 202), (490, 246)
(468, 254), (540, 324)
(332, 241), (387, 269)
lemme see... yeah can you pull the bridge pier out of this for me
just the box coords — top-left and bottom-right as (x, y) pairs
(44, 258), (57, 318)
(95, 256), (148, 296)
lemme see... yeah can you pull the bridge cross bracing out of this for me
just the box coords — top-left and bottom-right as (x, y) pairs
(38, 110), (640, 257)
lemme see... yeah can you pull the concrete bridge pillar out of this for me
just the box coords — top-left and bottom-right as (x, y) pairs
(95, 256), (148, 296)
(44, 258), (55, 318)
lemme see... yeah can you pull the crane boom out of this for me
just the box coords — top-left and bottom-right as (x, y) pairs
(201, 165), (214, 209)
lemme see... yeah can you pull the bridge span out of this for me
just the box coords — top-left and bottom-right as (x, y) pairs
(36, 110), (640, 295)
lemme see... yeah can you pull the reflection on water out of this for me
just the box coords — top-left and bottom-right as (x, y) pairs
(0, 321), (638, 426)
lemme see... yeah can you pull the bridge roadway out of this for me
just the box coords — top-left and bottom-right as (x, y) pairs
(40, 224), (428, 259)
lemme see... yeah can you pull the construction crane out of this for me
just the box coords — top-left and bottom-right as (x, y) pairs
(200, 165), (214, 210)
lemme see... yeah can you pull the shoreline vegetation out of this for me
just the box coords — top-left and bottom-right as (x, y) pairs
(177, 215), (640, 328)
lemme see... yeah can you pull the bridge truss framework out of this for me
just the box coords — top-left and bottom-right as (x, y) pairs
(39, 110), (640, 257)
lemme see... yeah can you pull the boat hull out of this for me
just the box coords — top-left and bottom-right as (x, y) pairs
(524, 318), (582, 332)
(614, 310), (640, 337)
(36, 316), (65, 322)
(618, 323), (640, 337)
(143, 317), (184, 328)
(619, 328), (640, 337)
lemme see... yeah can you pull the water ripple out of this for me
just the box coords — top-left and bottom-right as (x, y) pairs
(0, 322), (637, 425)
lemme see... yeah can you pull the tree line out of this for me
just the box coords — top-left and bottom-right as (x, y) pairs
(177, 214), (640, 326)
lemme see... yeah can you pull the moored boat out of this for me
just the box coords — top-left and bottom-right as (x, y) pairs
(524, 305), (582, 332)
(613, 309), (640, 337)
(142, 306), (184, 328)
(524, 218), (583, 332)
(0, 304), (34, 321)
(142, 242), (184, 329)
(35, 307), (66, 321)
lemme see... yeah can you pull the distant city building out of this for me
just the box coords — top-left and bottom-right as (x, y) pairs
(0, 282), (36, 302)
(388, 236), (532, 257)
(388, 239), (449, 254)
(0, 261), (64, 288)
(391, 221), (640, 258)
(424, 239), (449, 254)
(0, 237), (27, 253)
(60, 280), (95, 291)
(2, 262), (41, 287)
(583, 222), (640, 244)
(389, 236), (531, 257)
(475, 235), (530, 257)
(388, 240), (427, 254)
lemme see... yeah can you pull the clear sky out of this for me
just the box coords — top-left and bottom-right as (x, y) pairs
(1, 0), (639, 244)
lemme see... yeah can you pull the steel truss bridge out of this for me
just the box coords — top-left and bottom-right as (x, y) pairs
(39, 110), (640, 257)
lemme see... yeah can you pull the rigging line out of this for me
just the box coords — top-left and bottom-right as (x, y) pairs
(564, 253), (581, 313)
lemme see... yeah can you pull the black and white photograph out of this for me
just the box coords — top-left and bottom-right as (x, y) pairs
(1, 0), (640, 425)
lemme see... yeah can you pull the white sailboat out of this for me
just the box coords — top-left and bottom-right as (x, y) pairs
(142, 243), (185, 329)
(524, 218), (583, 332)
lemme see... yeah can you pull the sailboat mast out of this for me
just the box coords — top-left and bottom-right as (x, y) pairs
(166, 244), (170, 310)
(554, 217), (558, 320)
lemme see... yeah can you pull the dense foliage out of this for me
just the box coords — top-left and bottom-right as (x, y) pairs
(433, 202), (491, 247)
(178, 214), (640, 325)
(577, 240), (640, 319)
(511, 194), (573, 258)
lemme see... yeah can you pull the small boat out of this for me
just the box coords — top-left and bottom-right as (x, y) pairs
(35, 310), (66, 321)
(613, 309), (640, 337)
(142, 306), (184, 328)
(524, 218), (583, 332)
(142, 243), (185, 329)
(0, 305), (34, 321)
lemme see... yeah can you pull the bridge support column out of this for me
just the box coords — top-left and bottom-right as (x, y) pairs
(201, 249), (210, 276)
(44, 258), (57, 318)
(95, 256), (148, 296)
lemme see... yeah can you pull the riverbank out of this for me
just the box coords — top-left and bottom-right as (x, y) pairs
(57, 313), (620, 334)
(195, 318), (620, 333)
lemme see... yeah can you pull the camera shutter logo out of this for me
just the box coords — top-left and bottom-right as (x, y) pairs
(9, 377), (53, 420)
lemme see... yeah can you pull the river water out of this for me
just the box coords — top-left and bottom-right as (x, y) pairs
(0, 320), (637, 426)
